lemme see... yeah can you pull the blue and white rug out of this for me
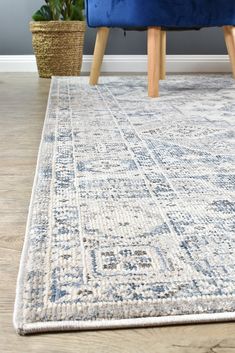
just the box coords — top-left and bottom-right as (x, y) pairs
(14, 75), (235, 334)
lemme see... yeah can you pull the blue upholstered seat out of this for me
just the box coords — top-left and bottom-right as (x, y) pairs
(86, 0), (235, 28)
(87, 0), (235, 97)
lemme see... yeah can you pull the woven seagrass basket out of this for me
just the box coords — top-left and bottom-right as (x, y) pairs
(30, 21), (86, 78)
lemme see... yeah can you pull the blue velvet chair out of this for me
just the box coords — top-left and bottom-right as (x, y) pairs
(86, 0), (235, 97)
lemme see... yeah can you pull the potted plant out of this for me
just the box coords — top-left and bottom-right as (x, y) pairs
(30, 0), (85, 78)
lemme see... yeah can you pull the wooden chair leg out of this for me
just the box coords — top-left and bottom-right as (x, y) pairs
(90, 27), (110, 85)
(223, 26), (235, 78)
(160, 30), (166, 80)
(148, 27), (161, 97)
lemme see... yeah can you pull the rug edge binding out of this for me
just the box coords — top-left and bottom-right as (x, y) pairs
(15, 312), (235, 335)
(13, 77), (57, 336)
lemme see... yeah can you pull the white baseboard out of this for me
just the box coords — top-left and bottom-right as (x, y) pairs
(0, 55), (231, 73)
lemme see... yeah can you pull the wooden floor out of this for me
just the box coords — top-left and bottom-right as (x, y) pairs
(0, 73), (235, 353)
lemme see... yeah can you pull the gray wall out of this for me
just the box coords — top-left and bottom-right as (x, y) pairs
(0, 0), (227, 55)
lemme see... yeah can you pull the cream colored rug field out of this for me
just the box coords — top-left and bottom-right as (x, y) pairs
(14, 76), (235, 334)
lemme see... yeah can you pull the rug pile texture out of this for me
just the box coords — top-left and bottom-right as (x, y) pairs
(14, 75), (235, 334)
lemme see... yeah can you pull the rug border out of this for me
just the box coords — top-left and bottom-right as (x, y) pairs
(13, 77), (57, 334)
(13, 76), (235, 335)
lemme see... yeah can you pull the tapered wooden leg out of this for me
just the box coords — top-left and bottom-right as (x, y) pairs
(224, 26), (235, 78)
(160, 30), (166, 80)
(90, 27), (110, 85)
(148, 27), (161, 97)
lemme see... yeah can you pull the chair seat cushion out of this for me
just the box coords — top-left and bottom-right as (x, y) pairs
(86, 0), (235, 28)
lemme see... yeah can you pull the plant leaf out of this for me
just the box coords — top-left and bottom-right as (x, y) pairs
(32, 0), (84, 21)
(70, 4), (84, 20)
(70, 0), (84, 20)
(72, 0), (84, 10)
(32, 5), (52, 21)
(49, 0), (63, 20)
